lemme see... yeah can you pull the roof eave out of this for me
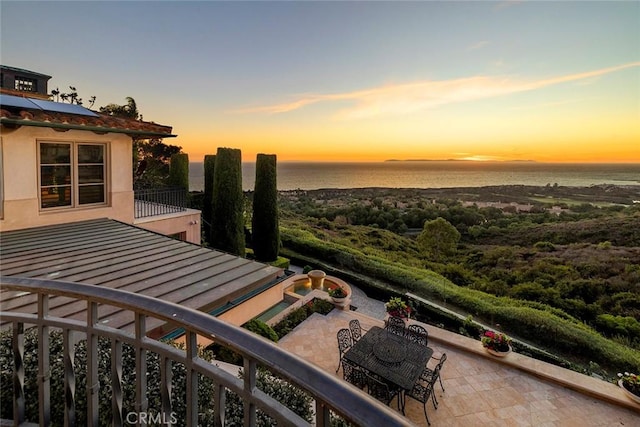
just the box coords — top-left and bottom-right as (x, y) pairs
(0, 117), (177, 138)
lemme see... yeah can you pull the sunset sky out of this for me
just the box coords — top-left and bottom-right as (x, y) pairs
(2, 1), (639, 162)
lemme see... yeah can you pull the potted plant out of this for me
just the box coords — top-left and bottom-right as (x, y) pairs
(385, 297), (411, 319)
(328, 286), (348, 301)
(617, 372), (640, 405)
(481, 330), (512, 356)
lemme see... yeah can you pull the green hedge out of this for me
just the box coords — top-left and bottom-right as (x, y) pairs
(252, 154), (280, 261)
(168, 153), (189, 190)
(0, 329), (314, 425)
(281, 226), (640, 373)
(211, 148), (245, 256)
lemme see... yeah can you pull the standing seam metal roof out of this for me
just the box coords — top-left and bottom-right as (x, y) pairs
(0, 218), (283, 334)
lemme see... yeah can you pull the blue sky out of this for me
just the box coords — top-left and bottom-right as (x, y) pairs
(2, 1), (639, 162)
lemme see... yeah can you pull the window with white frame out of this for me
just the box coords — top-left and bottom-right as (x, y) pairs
(39, 142), (106, 209)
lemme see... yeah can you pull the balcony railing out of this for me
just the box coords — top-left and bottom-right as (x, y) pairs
(134, 187), (187, 219)
(0, 276), (411, 427)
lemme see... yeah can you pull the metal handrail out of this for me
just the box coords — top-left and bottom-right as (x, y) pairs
(0, 276), (413, 427)
(134, 187), (187, 218)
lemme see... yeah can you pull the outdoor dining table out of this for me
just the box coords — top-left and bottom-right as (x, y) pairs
(343, 325), (433, 392)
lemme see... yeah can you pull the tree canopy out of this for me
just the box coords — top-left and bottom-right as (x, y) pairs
(417, 217), (461, 261)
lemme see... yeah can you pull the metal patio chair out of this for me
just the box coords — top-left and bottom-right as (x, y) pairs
(336, 328), (353, 373)
(407, 324), (429, 346)
(384, 316), (406, 337)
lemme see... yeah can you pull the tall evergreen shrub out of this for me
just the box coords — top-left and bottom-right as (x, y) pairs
(203, 154), (216, 243)
(252, 154), (279, 261)
(168, 153), (189, 190)
(211, 148), (245, 256)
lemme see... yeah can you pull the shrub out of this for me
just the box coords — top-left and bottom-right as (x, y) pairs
(1, 328), (315, 425)
(211, 147), (245, 256)
(244, 319), (279, 342)
(168, 153), (189, 190)
(252, 154), (280, 261)
(203, 154), (216, 242)
(272, 298), (334, 339)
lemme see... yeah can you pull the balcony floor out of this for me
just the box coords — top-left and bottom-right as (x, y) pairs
(277, 309), (640, 426)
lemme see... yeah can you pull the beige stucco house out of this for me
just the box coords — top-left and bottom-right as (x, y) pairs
(0, 65), (200, 243)
(0, 66), (287, 335)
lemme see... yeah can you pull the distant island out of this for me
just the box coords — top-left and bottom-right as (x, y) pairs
(384, 159), (537, 162)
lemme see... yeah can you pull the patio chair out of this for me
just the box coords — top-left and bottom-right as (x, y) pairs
(342, 358), (367, 390)
(384, 316), (406, 336)
(349, 319), (365, 342)
(406, 365), (440, 425)
(420, 352), (447, 393)
(336, 328), (353, 373)
(365, 373), (402, 410)
(406, 324), (428, 346)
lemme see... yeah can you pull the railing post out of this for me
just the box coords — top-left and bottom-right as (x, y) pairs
(64, 329), (77, 426)
(315, 401), (331, 427)
(185, 331), (199, 426)
(160, 355), (172, 425)
(87, 301), (99, 426)
(12, 321), (25, 425)
(135, 313), (148, 426)
(243, 358), (257, 427)
(213, 382), (226, 427)
(38, 294), (51, 426)
(111, 339), (124, 427)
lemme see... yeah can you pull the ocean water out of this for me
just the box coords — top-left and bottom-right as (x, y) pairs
(188, 161), (640, 192)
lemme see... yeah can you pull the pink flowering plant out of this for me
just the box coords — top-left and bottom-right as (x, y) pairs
(618, 372), (640, 397)
(385, 297), (411, 318)
(481, 330), (512, 352)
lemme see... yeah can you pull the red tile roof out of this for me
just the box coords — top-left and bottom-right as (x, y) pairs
(1, 97), (175, 138)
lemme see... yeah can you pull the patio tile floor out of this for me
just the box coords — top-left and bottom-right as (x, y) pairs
(277, 309), (640, 426)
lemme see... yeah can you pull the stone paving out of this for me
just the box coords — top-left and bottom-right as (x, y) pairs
(277, 308), (640, 427)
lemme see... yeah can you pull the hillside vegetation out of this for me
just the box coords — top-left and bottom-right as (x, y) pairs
(278, 185), (640, 375)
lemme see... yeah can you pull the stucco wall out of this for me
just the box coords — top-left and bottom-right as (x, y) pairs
(134, 209), (202, 245)
(217, 285), (284, 327)
(0, 126), (133, 231)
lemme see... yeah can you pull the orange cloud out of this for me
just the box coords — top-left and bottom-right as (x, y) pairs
(232, 62), (640, 120)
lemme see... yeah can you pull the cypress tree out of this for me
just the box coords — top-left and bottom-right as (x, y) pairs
(203, 154), (216, 243)
(252, 154), (279, 261)
(168, 153), (189, 190)
(211, 148), (245, 256)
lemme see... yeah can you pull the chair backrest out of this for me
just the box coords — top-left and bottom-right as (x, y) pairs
(366, 373), (395, 404)
(337, 328), (353, 355)
(407, 376), (434, 403)
(343, 358), (366, 388)
(407, 324), (428, 346)
(429, 364), (441, 386)
(349, 319), (363, 342)
(385, 316), (406, 336)
(437, 353), (447, 370)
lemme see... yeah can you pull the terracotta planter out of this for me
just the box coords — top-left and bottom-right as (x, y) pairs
(385, 313), (410, 325)
(619, 379), (640, 405)
(331, 296), (348, 304)
(485, 345), (511, 357)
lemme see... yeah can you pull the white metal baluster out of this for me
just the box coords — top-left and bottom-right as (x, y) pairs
(38, 294), (51, 426)
(243, 358), (257, 427)
(160, 355), (172, 425)
(12, 321), (25, 425)
(87, 301), (99, 426)
(213, 382), (226, 427)
(111, 338), (123, 427)
(63, 328), (77, 426)
(135, 313), (148, 427)
(185, 331), (198, 426)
